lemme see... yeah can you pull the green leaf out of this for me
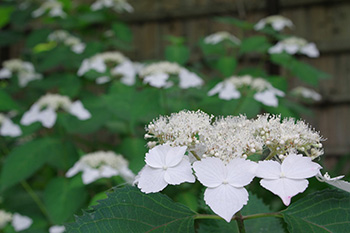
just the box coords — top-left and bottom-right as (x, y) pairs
(215, 17), (254, 30)
(0, 90), (20, 111)
(0, 31), (22, 47)
(233, 96), (261, 118)
(112, 22), (133, 42)
(33, 41), (57, 53)
(0, 6), (15, 28)
(282, 189), (350, 233)
(165, 45), (190, 65)
(214, 56), (237, 77)
(239, 36), (271, 54)
(117, 137), (147, 173)
(65, 186), (196, 233)
(0, 138), (61, 191)
(44, 177), (87, 224)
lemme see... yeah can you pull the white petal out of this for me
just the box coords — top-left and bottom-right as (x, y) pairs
(260, 178), (308, 205)
(49, 225), (66, 233)
(12, 213), (33, 231)
(208, 82), (224, 96)
(165, 146), (187, 167)
(91, 57), (106, 73)
(282, 154), (321, 179)
(0, 68), (11, 79)
(143, 73), (169, 88)
(0, 118), (22, 137)
(145, 145), (168, 168)
(219, 82), (240, 100)
(193, 157), (225, 188)
(226, 158), (257, 187)
(65, 161), (84, 177)
(81, 167), (101, 184)
(69, 100), (91, 120)
(77, 59), (90, 76)
(38, 108), (57, 128)
(178, 69), (203, 89)
(100, 165), (119, 178)
(21, 104), (41, 125)
(301, 43), (319, 58)
(204, 185), (248, 222)
(272, 20), (285, 31)
(254, 90), (279, 107)
(96, 76), (111, 84)
(137, 165), (168, 193)
(71, 43), (86, 54)
(164, 159), (195, 185)
(254, 20), (265, 30)
(268, 43), (284, 54)
(284, 44), (299, 54)
(256, 160), (281, 179)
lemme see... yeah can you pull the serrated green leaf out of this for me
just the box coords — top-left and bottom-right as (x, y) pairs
(165, 45), (190, 65)
(282, 189), (350, 233)
(214, 56), (237, 76)
(44, 177), (87, 224)
(239, 36), (271, 54)
(0, 138), (61, 191)
(65, 186), (196, 233)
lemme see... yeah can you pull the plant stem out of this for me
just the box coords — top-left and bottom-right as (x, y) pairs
(20, 181), (51, 223)
(235, 211), (246, 233)
(190, 150), (201, 160)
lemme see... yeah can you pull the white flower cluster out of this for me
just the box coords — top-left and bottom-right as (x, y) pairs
(48, 30), (86, 54)
(21, 93), (91, 128)
(139, 61), (204, 89)
(254, 15), (293, 31)
(0, 59), (42, 87)
(78, 51), (139, 86)
(203, 31), (241, 45)
(269, 36), (319, 58)
(32, 0), (66, 18)
(66, 151), (135, 184)
(91, 0), (134, 13)
(0, 210), (32, 232)
(208, 75), (285, 107)
(136, 110), (348, 222)
(0, 113), (22, 137)
(290, 86), (322, 101)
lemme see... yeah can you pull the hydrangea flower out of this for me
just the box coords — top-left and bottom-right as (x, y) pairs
(193, 157), (257, 222)
(78, 51), (138, 86)
(139, 61), (204, 89)
(91, 0), (134, 13)
(0, 59), (42, 87)
(290, 86), (322, 101)
(32, 0), (66, 18)
(21, 93), (91, 128)
(208, 75), (285, 107)
(269, 37), (319, 58)
(135, 145), (195, 193)
(48, 30), (86, 54)
(0, 210), (33, 232)
(0, 113), (22, 137)
(49, 225), (66, 233)
(204, 31), (241, 45)
(66, 151), (135, 184)
(256, 154), (321, 205)
(254, 15), (293, 31)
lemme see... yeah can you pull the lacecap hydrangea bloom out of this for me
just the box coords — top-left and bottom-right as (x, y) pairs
(0, 59), (42, 87)
(203, 31), (241, 45)
(48, 30), (86, 54)
(208, 75), (285, 107)
(269, 36), (319, 58)
(0, 210), (33, 232)
(66, 151), (135, 184)
(136, 110), (349, 222)
(139, 61), (204, 89)
(32, 0), (66, 18)
(0, 113), (22, 137)
(78, 51), (139, 86)
(254, 15), (293, 31)
(91, 0), (134, 13)
(21, 93), (91, 128)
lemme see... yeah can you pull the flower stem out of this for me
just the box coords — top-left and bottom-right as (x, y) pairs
(190, 150), (201, 160)
(235, 211), (246, 233)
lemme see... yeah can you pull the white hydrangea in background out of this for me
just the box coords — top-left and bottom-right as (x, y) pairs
(204, 31), (241, 45)
(66, 151), (135, 184)
(21, 93), (91, 128)
(32, 0), (66, 18)
(78, 51), (139, 86)
(0, 113), (22, 137)
(49, 225), (66, 233)
(269, 37), (319, 58)
(254, 15), (293, 31)
(139, 61), (204, 89)
(48, 30), (86, 54)
(91, 0), (134, 13)
(208, 75), (285, 107)
(0, 210), (33, 232)
(0, 59), (42, 87)
(290, 86), (322, 101)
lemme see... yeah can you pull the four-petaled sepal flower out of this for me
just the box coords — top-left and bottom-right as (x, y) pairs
(193, 157), (257, 222)
(136, 145), (195, 193)
(256, 154), (321, 205)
